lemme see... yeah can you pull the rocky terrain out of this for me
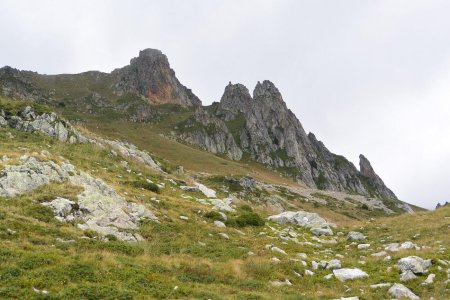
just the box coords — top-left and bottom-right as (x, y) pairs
(0, 49), (447, 299)
(1, 49), (399, 203)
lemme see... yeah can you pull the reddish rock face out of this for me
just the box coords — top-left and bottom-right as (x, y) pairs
(114, 48), (201, 107)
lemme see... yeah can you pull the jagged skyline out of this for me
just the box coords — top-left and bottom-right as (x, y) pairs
(1, 0), (450, 208)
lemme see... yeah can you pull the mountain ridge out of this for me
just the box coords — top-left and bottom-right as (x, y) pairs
(0, 48), (397, 202)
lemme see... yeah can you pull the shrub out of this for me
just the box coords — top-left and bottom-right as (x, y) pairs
(204, 211), (224, 221)
(128, 180), (160, 194)
(226, 205), (265, 228)
(235, 211), (265, 227)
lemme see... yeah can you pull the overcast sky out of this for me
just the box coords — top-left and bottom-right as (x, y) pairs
(1, 0), (449, 209)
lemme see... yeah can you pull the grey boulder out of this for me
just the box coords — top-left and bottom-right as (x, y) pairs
(347, 231), (366, 241)
(388, 283), (419, 300)
(333, 268), (369, 281)
(268, 211), (333, 236)
(398, 256), (432, 274)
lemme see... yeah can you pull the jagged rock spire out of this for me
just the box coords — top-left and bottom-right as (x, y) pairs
(114, 48), (201, 107)
(359, 154), (397, 199)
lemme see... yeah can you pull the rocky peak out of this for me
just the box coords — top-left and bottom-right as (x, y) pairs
(359, 154), (377, 178)
(218, 82), (252, 116)
(359, 154), (397, 199)
(114, 48), (201, 107)
(133, 48), (166, 62)
(253, 80), (285, 107)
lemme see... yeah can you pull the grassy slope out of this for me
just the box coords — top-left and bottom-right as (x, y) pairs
(74, 113), (305, 188)
(0, 127), (449, 299)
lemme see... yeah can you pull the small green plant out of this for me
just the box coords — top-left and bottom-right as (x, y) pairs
(235, 211), (265, 227)
(204, 211), (225, 221)
(105, 234), (118, 241)
(83, 229), (98, 238)
(128, 180), (160, 193)
(226, 205), (265, 228)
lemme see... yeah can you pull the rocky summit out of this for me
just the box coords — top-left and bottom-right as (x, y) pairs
(0, 48), (448, 299)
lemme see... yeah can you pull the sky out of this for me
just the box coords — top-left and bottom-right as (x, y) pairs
(1, 0), (450, 209)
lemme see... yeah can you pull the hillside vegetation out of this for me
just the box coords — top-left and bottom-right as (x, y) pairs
(0, 98), (448, 299)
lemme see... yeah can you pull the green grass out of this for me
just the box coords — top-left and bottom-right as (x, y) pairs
(0, 96), (52, 115)
(0, 110), (448, 298)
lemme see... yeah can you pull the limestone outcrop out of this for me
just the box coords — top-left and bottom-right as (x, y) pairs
(0, 156), (157, 241)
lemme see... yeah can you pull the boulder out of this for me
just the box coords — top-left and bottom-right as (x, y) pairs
(357, 243), (370, 250)
(398, 256), (432, 274)
(388, 283), (419, 300)
(194, 182), (216, 198)
(180, 186), (200, 193)
(268, 211), (333, 236)
(270, 279), (292, 287)
(311, 227), (334, 236)
(400, 270), (418, 281)
(214, 220), (226, 228)
(385, 241), (418, 252)
(422, 273), (435, 285)
(347, 231), (366, 241)
(41, 197), (84, 222)
(333, 268), (369, 281)
(326, 259), (342, 270)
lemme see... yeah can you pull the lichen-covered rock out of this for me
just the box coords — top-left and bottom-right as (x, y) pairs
(104, 140), (162, 172)
(1, 156), (157, 242)
(0, 156), (70, 197)
(388, 283), (420, 300)
(400, 270), (418, 281)
(194, 182), (216, 198)
(347, 231), (366, 241)
(398, 256), (432, 274)
(385, 241), (419, 252)
(41, 197), (84, 222)
(0, 106), (92, 144)
(268, 211), (334, 236)
(333, 268), (369, 281)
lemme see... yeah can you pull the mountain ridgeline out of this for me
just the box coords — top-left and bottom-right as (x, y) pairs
(0, 48), (396, 201)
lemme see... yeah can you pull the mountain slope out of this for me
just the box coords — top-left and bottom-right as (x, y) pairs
(0, 48), (399, 204)
(0, 98), (447, 300)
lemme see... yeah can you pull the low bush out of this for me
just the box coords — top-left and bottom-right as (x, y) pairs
(226, 205), (265, 228)
(203, 211), (224, 221)
(128, 180), (160, 194)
